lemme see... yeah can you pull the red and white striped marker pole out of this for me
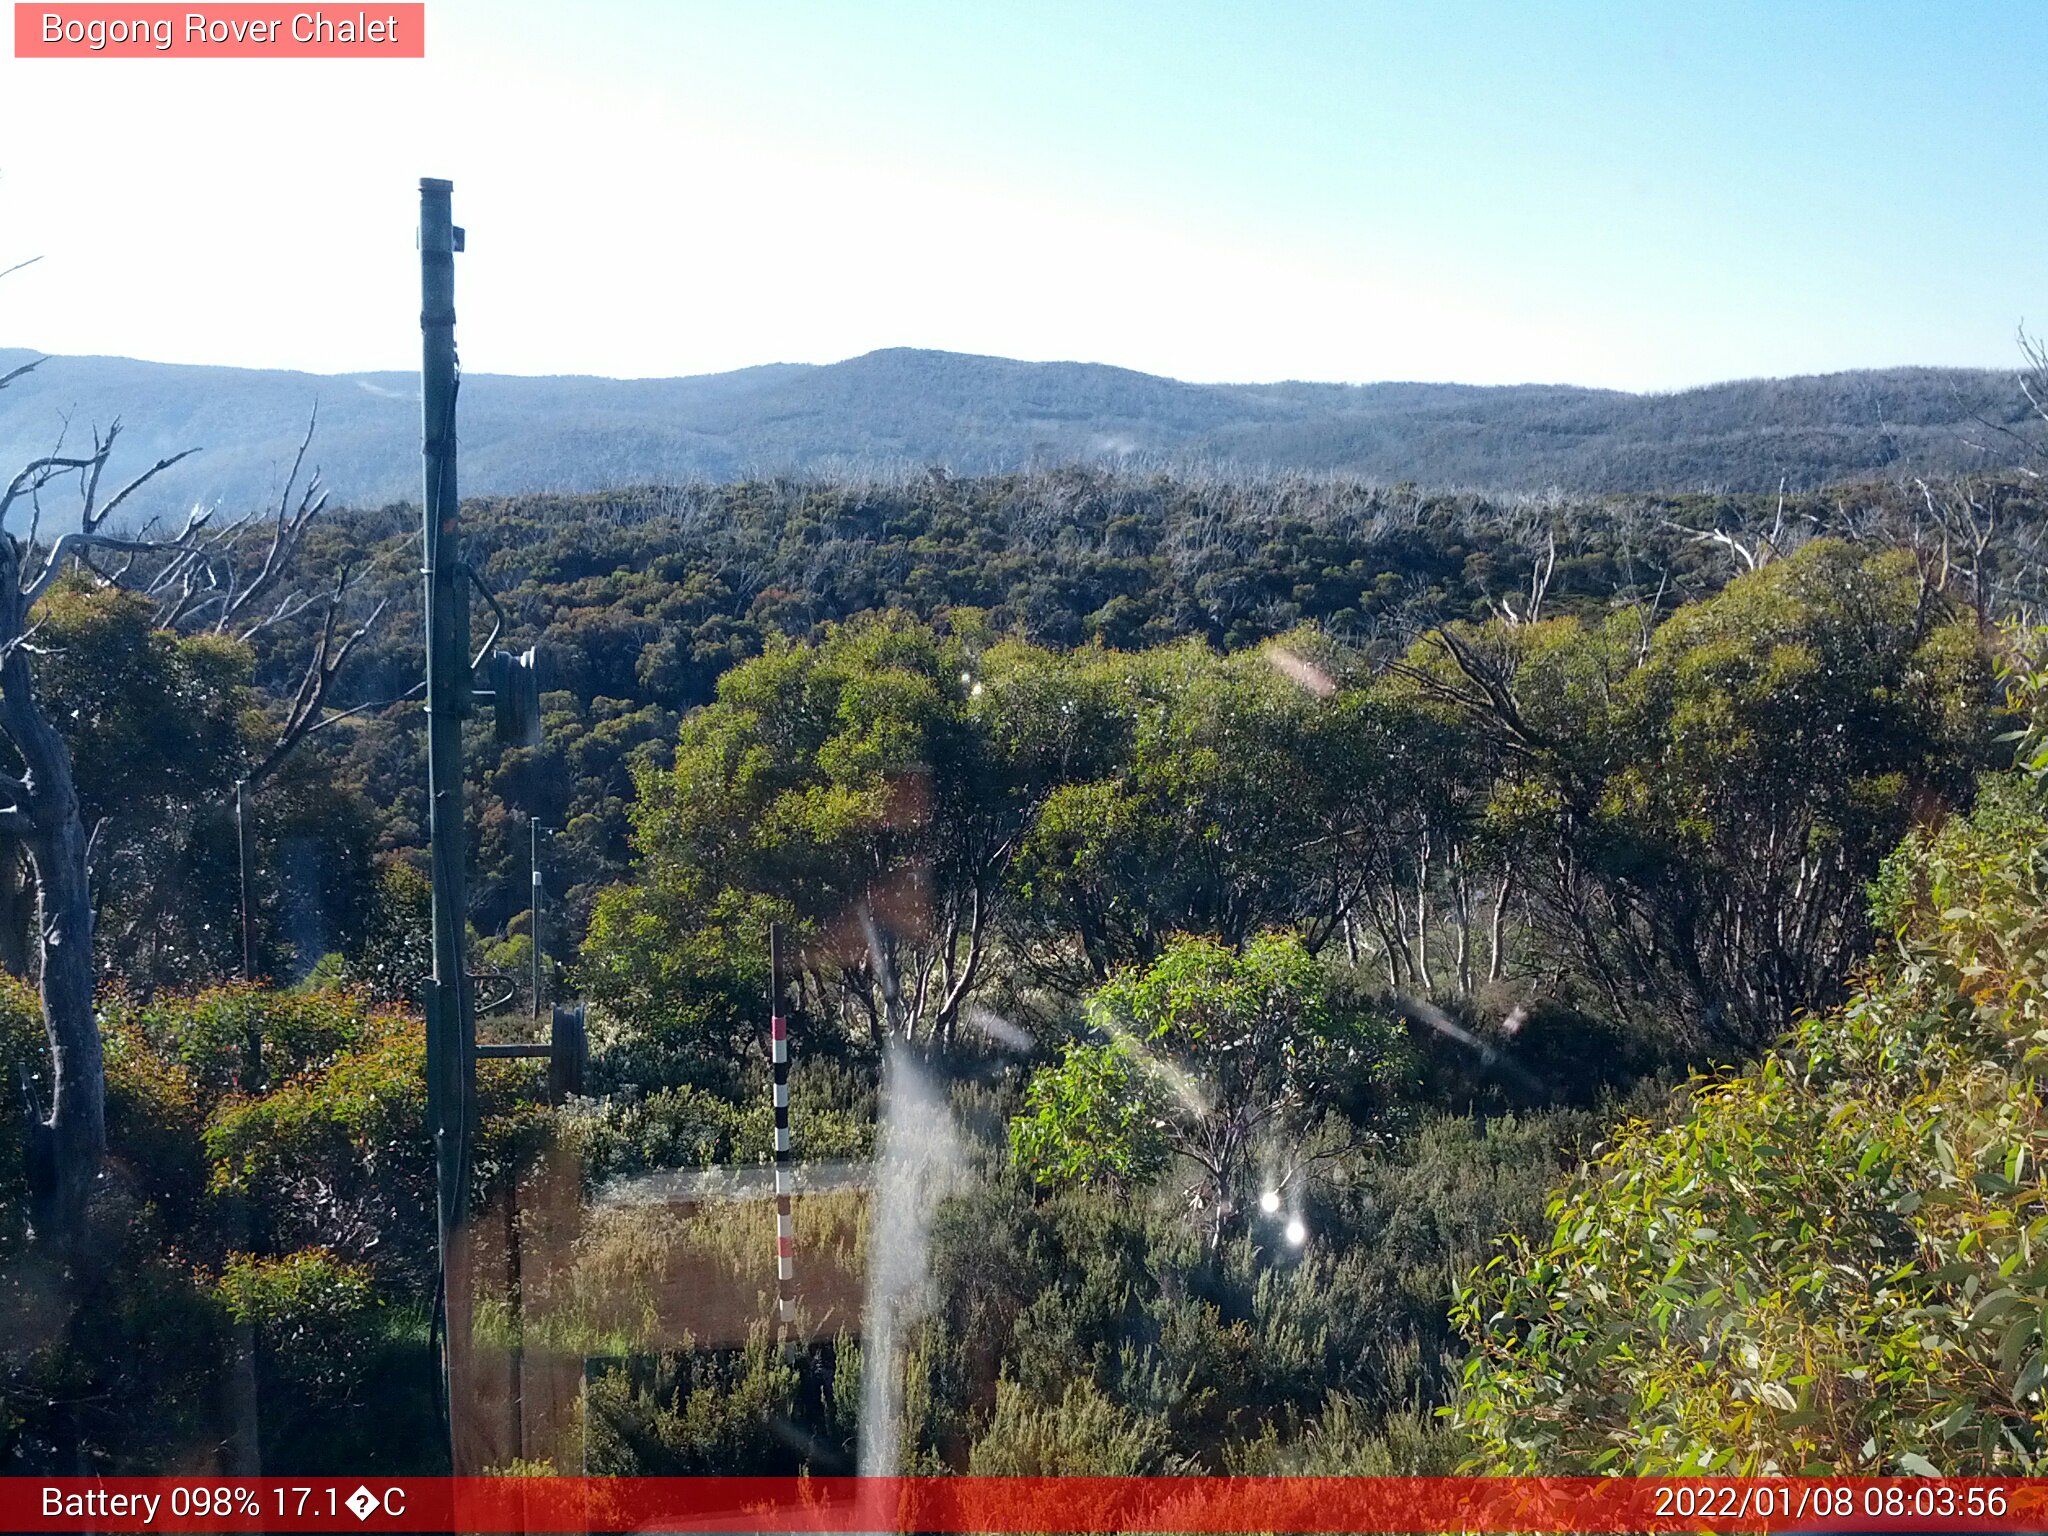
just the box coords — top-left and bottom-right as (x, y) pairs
(769, 923), (796, 1350)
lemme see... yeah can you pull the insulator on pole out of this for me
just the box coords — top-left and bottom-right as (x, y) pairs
(548, 1002), (587, 1104)
(491, 646), (541, 746)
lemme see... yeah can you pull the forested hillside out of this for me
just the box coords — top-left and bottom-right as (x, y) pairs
(73, 465), (2038, 994)
(0, 345), (2032, 516)
(7, 437), (2048, 1475)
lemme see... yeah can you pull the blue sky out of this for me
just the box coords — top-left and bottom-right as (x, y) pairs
(1, 0), (2042, 388)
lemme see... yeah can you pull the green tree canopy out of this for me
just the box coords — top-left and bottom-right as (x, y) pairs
(1396, 540), (1996, 1048)
(1452, 755), (2048, 1473)
(996, 634), (1387, 989)
(1011, 932), (1393, 1240)
(585, 610), (1014, 1053)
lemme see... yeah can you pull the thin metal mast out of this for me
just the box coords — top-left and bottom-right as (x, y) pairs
(530, 819), (545, 1023)
(234, 777), (253, 981)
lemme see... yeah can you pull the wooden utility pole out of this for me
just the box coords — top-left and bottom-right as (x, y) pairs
(418, 175), (474, 1472)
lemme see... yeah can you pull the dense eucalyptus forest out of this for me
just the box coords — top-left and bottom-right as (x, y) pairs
(7, 388), (2048, 1478)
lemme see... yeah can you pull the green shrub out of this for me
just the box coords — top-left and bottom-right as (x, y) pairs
(347, 861), (434, 1006)
(1453, 773), (2048, 1473)
(100, 1013), (209, 1232)
(0, 973), (46, 1255)
(562, 1058), (876, 1191)
(205, 1004), (549, 1280)
(968, 1377), (1174, 1474)
(1009, 1041), (1169, 1191)
(1009, 933), (1396, 1234)
(1227, 1395), (1467, 1474)
(582, 1329), (851, 1475)
(0, 1214), (230, 1473)
(559, 1085), (751, 1187)
(216, 1247), (378, 1357)
(212, 1248), (432, 1473)
(118, 984), (389, 1101)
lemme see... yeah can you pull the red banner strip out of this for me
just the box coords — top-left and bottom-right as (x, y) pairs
(14, 5), (424, 58)
(2, 1476), (2044, 1533)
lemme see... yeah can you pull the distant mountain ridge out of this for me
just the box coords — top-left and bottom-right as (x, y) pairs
(0, 345), (2030, 521)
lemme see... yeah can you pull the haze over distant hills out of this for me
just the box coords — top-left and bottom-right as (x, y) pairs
(0, 345), (2032, 521)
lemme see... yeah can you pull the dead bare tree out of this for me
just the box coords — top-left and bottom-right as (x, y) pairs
(1952, 326), (2048, 481)
(1912, 475), (2000, 624)
(1659, 478), (1820, 579)
(0, 370), (374, 1253)
(1662, 516), (1769, 574)
(0, 378), (199, 1250)
(1492, 523), (1558, 627)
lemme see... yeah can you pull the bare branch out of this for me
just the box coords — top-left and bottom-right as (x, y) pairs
(214, 406), (325, 635)
(0, 355), (45, 392)
(87, 445), (197, 534)
(1389, 625), (1555, 764)
(1525, 527), (1557, 625)
(242, 587), (390, 788)
(297, 677), (425, 741)
(1662, 517), (1763, 573)
(27, 519), (207, 604)
(77, 422), (117, 531)
(0, 454), (100, 532)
